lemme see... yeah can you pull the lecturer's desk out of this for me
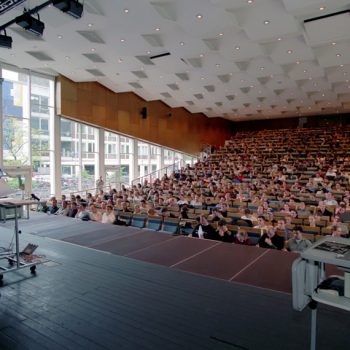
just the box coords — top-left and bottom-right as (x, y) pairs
(0, 199), (40, 282)
(0, 198), (35, 222)
(292, 237), (350, 350)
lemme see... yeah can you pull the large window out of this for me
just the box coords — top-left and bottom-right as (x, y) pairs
(1, 66), (197, 198)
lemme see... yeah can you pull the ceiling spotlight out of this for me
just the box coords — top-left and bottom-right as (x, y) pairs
(155, 27), (160, 31)
(319, 6), (325, 11)
(264, 20), (270, 25)
(196, 14), (203, 19)
(215, 64), (220, 67)
(332, 42), (336, 46)
(199, 54), (204, 57)
(0, 30), (13, 49)
(219, 33), (224, 36)
(336, 53), (341, 57)
(91, 48), (95, 52)
(180, 41), (185, 45)
(296, 60), (300, 64)
(123, 8), (129, 13)
(277, 37), (282, 41)
(287, 49), (293, 54)
(120, 38), (125, 42)
(260, 67), (264, 70)
(53, 0), (84, 19)
(87, 23), (93, 27)
(16, 12), (44, 36)
(235, 46), (240, 50)
(247, 0), (253, 4)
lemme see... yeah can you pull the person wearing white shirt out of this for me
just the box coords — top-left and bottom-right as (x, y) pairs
(101, 205), (116, 224)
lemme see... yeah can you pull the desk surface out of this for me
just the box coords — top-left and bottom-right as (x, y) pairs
(0, 198), (37, 206)
(301, 236), (350, 270)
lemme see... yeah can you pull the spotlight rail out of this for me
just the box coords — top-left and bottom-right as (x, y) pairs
(0, 0), (83, 35)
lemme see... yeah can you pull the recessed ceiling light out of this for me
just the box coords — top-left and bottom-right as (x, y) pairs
(240, 79), (244, 82)
(87, 23), (93, 27)
(264, 20), (270, 25)
(277, 37), (282, 41)
(57, 35), (63, 39)
(180, 41), (185, 46)
(155, 27), (160, 31)
(303, 70), (307, 73)
(196, 14), (203, 19)
(235, 46), (240, 50)
(120, 38), (125, 42)
(309, 77), (313, 80)
(247, 0), (253, 4)
(296, 61), (300, 64)
(344, 72), (348, 76)
(260, 67), (264, 70)
(322, 94), (325, 97)
(250, 85), (254, 88)
(219, 33), (224, 36)
(91, 48), (95, 52)
(147, 51), (151, 54)
(124, 8), (129, 13)
(215, 64), (220, 67)
(201, 76), (205, 80)
(319, 7), (325, 11)
(199, 54), (204, 57)
(65, 56), (70, 59)
(340, 64), (344, 67)
(332, 42), (336, 46)
(118, 58), (123, 63)
(287, 49), (293, 54)
(336, 53), (341, 57)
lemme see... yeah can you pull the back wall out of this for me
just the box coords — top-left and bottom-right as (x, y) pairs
(56, 76), (234, 155)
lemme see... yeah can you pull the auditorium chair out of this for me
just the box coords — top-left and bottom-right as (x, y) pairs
(130, 214), (147, 229)
(145, 215), (162, 231)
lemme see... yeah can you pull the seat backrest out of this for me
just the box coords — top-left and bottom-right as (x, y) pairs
(146, 215), (163, 231)
(119, 211), (133, 225)
(130, 214), (147, 228)
(162, 217), (180, 234)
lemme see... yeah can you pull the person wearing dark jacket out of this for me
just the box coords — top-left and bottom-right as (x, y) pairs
(191, 215), (217, 240)
(67, 202), (78, 218)
(258, 227), (285, 250)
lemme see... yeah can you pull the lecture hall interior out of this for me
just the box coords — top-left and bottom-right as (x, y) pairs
(0, 0), (350, 349)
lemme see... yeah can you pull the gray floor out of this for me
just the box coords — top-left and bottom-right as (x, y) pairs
(0, 215), (349, 349)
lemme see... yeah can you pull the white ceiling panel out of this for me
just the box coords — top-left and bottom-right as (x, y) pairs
(0, 0), (349, 121)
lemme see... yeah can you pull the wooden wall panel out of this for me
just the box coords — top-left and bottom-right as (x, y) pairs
(57, 76), (233, 154)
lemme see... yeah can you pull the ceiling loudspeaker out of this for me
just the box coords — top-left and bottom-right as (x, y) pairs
(141, 107), (147, 119)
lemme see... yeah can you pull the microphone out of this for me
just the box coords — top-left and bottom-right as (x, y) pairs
(31, 193), (40, 201)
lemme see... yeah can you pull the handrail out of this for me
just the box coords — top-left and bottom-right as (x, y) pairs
(131, 160), (185, 186)
(68, 184), (111, 197)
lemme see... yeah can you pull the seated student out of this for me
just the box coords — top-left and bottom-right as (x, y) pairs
(180, 205), (190, 219)
(161, 207), (177, 218)
(331, 225), (348, 238)
(216, 220), (233, 243)
(258, 227), (285, 250)
(239, 208), (254, 227)
(254, 216), (269, 232)
(190, 215), (217, 240)
(67, 202), (78, 218)
(56, 200), (69, 216)
(234, 229), (252, 246)
(287, 226), (312, 253)
(327, 216), (349, 235)
(75, 203), (90, 221)
(88, 203), (102, 222)
(210, 208), (224, 222)
(101, 205), (116, 224)
(48, 198), (59, 214)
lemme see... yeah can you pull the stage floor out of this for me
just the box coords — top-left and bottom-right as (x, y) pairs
(0, 213), (349, 349)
